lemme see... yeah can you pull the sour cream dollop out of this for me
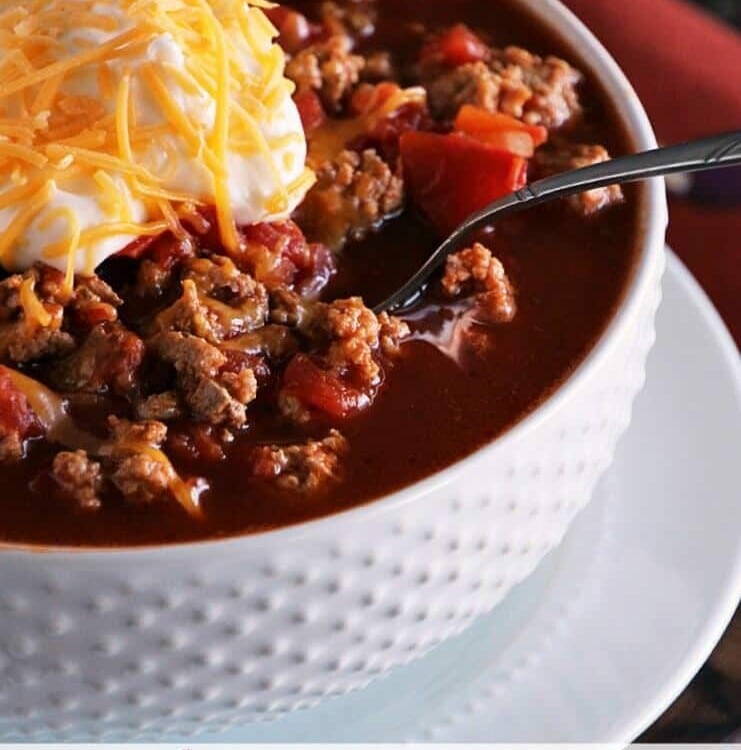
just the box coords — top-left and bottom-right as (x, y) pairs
(0, 0), (312, 276)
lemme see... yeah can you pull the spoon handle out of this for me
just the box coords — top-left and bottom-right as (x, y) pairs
(375, 131), (741, 313)
(514, 130), (741, 206)
(451, 131), (741, 247)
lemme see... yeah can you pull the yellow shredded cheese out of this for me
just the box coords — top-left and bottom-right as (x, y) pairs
(0, 0), (312, 273)
(19, 276), (52, 327)
(115, 70), (133, 162)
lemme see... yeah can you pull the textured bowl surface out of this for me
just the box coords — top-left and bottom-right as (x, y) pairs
(0, 0), (667, 740)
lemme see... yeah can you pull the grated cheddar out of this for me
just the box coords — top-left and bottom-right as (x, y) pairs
(0, 0), (313, 275)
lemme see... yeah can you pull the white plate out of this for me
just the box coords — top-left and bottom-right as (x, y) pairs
(180, 251), (741, 743)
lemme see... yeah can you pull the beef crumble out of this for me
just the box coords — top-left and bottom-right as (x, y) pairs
(422, 45), (582, 128)
(534, 143), (625, 215)
(0, 267), (75, 364)
(278, 297), (409, 423)
(286, 35), (365, 112)
(442, 243), (517, 323)
(297, 148), (404, 248)
(249, 429), (348, 491)
(152, 256), (269, 343)
(51, 450), (103, 511)
(148, 331), (257, 429)
(50, 323), (145, 397)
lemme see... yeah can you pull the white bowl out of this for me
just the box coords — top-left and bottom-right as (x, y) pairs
(0, 0), (667, 740)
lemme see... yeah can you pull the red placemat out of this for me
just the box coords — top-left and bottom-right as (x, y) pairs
(562, 0), (740, 741)
(563, 0), (741, 344)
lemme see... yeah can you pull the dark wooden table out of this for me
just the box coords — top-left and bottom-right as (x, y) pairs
(641, 609), (741, 741)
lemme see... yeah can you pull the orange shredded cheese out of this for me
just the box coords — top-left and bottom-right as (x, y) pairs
(0, 0), (312, 273)
(19, 277), (52, 327)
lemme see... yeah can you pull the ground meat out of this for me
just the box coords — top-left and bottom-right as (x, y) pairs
(321, 297), (408, 352)
(286, 35), (364, 112)
(377, 312), (409, 356)
(490, 47), (582, 128)
(534, 143), (624, 215)
(317, 297), (409, 381)
(107, 417), (168, 452)
(269, 289), (314, 328)
(425, 61), (500, 120)
(49, 418), (206, 513)
(51, 450), (102, 511)
(103, 417), (174, 505)
(278, 298), (409, 422)
(135, 391), (183, 421)
(442, 243), (517, 322)
(190, 368), (256, 425)
(150, 330), (225, 382)
(49, 323), (145, 396)
(148, 331), (257, 428)
(152, 256), (268, 343)
(249, 429), (348, 491)
(297, 148), (403, 249)
(327, 298), (409, 362)
(324, 297), (385, 384)
(0, 267), (75, 363)
(3, 323), (74, 364)
(424, 47), (581, 128)
(71, 276), (121, 328)
(185, 256), (263, 302)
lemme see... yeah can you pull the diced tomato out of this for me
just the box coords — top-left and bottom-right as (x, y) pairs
(74, 301), (118, 328)
(400, 131), (528, 236)
(167, 424), (227, 464)
(223, 349), (272, 387)
(117, 235), (157, 259)
(281, 354), (370, 420)
(116, 231), (195, 270)
(294, 90), (326, 132)
(454, 105), (548, 156)
(0, 366), (41, 443)
(420, 24), (490, 68)
(264, 7), (319, 54)
(240, 220), (336, 294)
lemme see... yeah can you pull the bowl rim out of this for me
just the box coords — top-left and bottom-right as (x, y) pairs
(1, 0), (668, 557)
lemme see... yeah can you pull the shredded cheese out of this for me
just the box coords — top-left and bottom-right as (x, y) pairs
(19, 277), (52, 327)
(0, 0), (312, 273)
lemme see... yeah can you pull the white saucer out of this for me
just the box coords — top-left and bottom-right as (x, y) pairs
(184, 251), (741, 743)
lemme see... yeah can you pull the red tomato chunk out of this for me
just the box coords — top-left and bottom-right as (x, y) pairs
(0, 366), (40, 444)
(400, 131), (527, 236)
(421, 24), (490, 67)
(282, 354), (371, 420)
(454, 105), (548, 156)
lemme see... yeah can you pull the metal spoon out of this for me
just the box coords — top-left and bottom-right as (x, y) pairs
(374, 131), (741, 314)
